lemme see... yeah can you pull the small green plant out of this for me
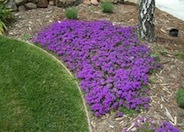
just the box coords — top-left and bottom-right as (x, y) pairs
(120, 0), (124, 4)
(149, 77), (155, 84)
(152, 45), (169, 56)
(0, 1), (13, 35)
(101, 1), (114, 13)
(174, 50), (184, 59)
(65, 7), (78, 20)
(150, 52), (160, 62)
(120, 107), (138, 115)
(21, 34), (32, 41)
(176, 89), (184, 108)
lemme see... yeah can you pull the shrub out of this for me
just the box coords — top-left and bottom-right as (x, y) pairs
(176, 89), (184, 108)
(101, 1), (114, 13)
(0, 1), (13, 35)
(65, 7), (78, 20)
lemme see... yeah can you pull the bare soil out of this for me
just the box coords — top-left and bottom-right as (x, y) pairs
(7, 2), (184, 132)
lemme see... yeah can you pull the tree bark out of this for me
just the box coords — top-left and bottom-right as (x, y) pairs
(138, 0), (155, 42)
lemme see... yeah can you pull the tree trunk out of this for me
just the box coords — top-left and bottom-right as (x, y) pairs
(138, 0), (155, 42)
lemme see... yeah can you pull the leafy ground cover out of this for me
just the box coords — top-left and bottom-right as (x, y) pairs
(0, 36), (89, 131)
(34, 20), (160, 117)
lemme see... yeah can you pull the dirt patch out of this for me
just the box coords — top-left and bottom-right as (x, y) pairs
(7, 2), (184, 132)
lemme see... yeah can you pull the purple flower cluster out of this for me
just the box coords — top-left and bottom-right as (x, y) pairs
(124, 117), (180, 132)
(156, 122), (180, 132)
(34, 20), (159, 116)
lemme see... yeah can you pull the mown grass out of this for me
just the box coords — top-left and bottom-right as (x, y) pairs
(0, 36), (89, 132)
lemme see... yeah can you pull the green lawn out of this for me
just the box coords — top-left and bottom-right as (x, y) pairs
(0, 36), (89, 131)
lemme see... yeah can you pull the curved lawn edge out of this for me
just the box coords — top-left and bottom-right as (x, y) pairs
(0, 36), (92, 132)
(20, 38), (92, 132)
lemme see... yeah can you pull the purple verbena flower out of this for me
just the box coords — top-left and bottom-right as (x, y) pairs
(34, 20), (160, 116)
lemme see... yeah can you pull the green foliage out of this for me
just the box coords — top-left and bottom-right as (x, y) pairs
(101, 1), (114, 13)
(65, 7), (78, 20)
(152, 45), (169, 57)
(176, 89), (184, 108)
(128, 117), (155, 132)
(136, 124), (154, 132)
(174, 50), (184, 59)
(0, 36), (89, 132)
(120, 0), (124, 4)
(120, 107), (138, 115)
(0, 1), (13, 35)
(21, 34), (32, 41)
(148, 77), (155, 84)
(150, 52), (160, 62)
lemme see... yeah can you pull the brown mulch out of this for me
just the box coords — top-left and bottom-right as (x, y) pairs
(7, 2), (184, 132)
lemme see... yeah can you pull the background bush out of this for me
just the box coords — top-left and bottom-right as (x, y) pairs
(176, 88), (184, 108)
(101, 1), (114, 13)
(65, 7), (78, 20)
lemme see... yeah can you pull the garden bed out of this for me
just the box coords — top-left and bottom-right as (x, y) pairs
(7, 2), (184, 132)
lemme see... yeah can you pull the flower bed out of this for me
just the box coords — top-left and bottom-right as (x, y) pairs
(34, 20), (159, 116)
